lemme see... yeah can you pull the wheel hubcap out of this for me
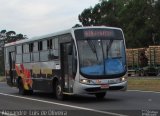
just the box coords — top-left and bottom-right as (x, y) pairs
(57, 85), (61, 95)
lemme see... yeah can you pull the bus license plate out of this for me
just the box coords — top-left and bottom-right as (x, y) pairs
(101, 84), (109, 89)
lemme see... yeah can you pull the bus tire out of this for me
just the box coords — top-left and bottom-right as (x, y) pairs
(95, 92), (106, 99)
(55, 81), (64, 100)
(28, 90), (33, 95)
(18, 79), (27, 95)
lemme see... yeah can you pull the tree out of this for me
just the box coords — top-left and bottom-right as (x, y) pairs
(153, 0), (160, 44)
(79, 7), (93, 26)
(78, 0), (160, 48)
(0, 30), (27, 44)
(0, 30), (6, 41)
(72, 24), (82, 28)
(119, 0), (155, 48)
(6, 31), (16, 43)
(79, 0), (123, 27)
(0, 29), (27, 75)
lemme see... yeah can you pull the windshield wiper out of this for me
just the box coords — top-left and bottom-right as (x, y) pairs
(87, 40), (98, 61)
(106, 40), (113, 58)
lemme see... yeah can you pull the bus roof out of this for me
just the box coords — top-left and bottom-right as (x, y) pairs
(4, 26), (122, 47)
(4, 28), (72, 47)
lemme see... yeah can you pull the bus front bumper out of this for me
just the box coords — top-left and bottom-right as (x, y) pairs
(73, 81), (127, 94)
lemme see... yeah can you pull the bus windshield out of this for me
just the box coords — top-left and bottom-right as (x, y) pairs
(75, 28), (126, 77)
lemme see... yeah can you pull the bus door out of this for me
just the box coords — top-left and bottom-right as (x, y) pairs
(8, 51), (16, 86)
(60, 42), (74, 93)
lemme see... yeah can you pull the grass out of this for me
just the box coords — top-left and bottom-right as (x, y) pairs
(128, 77), (160, 92)
(0, 76), (5, 82)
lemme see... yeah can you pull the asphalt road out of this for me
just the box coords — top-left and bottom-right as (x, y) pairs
(0, 82), (160, 116)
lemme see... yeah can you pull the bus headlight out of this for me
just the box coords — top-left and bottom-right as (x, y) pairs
(120, 75), (127, 82)
(121, 77), (125, 81)
(80, 79), (91, 84)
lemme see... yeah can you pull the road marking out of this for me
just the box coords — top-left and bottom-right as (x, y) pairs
(0, 111), (17, 116)
(0, 92), (127, 116)
(128, 90), (160, 94)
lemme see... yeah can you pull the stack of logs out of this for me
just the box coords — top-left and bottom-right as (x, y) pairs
(126, 48), (147, 68)
(145, 46), (160, 66)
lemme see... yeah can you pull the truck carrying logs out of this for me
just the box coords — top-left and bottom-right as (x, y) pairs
(126, 46), (160, 76)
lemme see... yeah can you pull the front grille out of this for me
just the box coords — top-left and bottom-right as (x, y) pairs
(85, 87), (108, 92)
(109, 86), (124, 90)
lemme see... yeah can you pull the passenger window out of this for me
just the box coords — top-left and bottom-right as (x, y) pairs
(23, 44), (29, 53)
(38, 41), (43, 51)
(16, 45), (22, 54)
(29, 43), (33, 52)
(5, 48), (9, 64)
(55, 38), (58, 49)
(49, 38), (59, 60)
(43, 40), (47, 50)
(52, 39), (55, 49)
(33, 42), (38, 52)
(47, 39), (52, 49)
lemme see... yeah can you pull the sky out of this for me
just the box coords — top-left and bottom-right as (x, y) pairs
(0, 0), (99, 38)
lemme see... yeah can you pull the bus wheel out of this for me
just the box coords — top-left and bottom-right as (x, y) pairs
(55, 81), (64, 100)
(18, 79), (27, 95)
(28, 90), (33, 95)
(95, 92), (106, 99)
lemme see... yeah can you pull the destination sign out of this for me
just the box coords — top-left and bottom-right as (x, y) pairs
(84, 30), (113, 38)
(74, 28), (123, 40)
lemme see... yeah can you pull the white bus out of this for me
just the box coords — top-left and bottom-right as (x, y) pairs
(4, 26), (127, 100)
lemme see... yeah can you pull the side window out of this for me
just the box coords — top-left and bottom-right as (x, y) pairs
(43, 40), (47, 50)
(33, 42), (38, 52)
(38, 41), (43, 51)
(49, 38), (59, 60)
(40, 40), (49, 61)
(52, 38), (58, 49)
(52, 39), (55, 49)
(47, 39), (52, 49)
(23, 44), (30, 63)
(23, 44), (29, 53)
(29, 43), (33, 52)
(32, 42), (39, 62)
(5, 48), (9, 64)
(16, 45), (22, 54)
(54, 38), (58, 49)
(16, 45), (22, 63)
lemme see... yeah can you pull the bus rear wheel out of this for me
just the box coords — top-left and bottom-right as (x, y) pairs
(18, 79), (27, 95)
(95, 92), (106, 99)
(55, 81), (64, 100)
